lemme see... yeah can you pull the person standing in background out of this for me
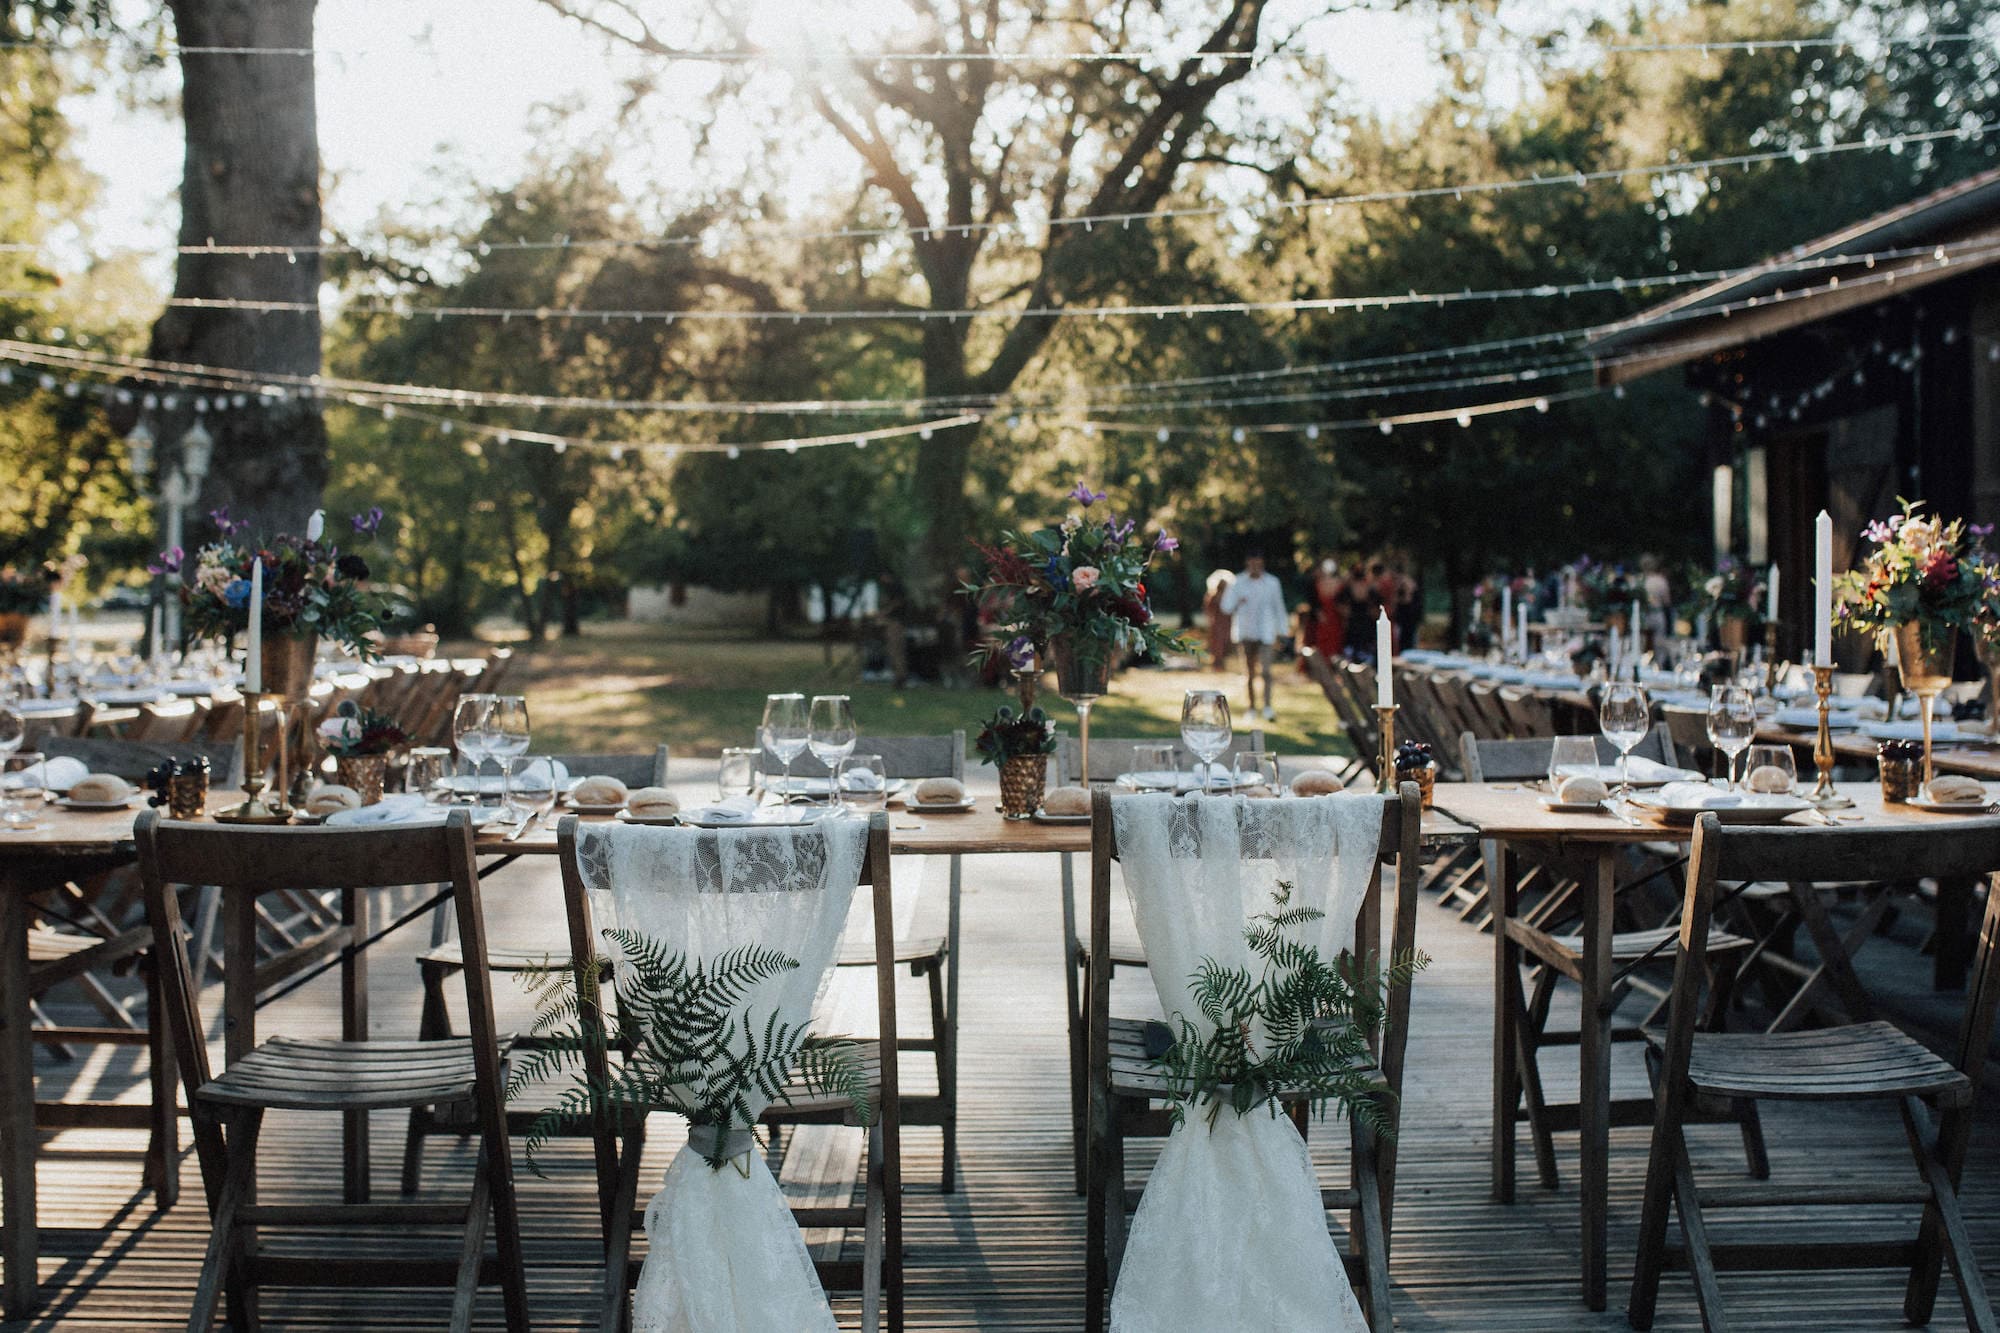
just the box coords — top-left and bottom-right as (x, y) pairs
(1219, 550), (1287, 720)
(1202, 568), (1235, 666)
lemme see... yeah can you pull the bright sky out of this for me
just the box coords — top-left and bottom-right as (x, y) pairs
(59, 0), (1469, 284)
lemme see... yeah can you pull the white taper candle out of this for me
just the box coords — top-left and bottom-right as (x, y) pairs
(1814, 510), (1833, 666)
(247, 559), (263, 694)
(1376, 609), (1394, 706)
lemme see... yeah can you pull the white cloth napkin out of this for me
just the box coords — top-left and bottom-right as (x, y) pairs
(3, 756), (89, 791)
(324, 794), (440, 826)
(1861, 720), (1961, 743)
(1655, 781), (1742, 809)
(680, 794), (763, 823)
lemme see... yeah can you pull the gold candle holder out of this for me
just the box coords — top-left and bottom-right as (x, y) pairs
(1375, 704), (1399, 795)
(1808, 664), (1852, 809)
(215, 691), (291, 824)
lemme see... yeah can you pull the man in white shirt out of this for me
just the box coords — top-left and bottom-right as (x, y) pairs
(1217, 551), (1287, 720)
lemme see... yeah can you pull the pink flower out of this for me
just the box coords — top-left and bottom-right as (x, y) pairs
(1071, 565), (1101, 592)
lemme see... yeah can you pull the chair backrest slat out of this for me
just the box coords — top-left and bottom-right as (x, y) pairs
(46, 735), (244, 787)
(545, 747), (671, 789)
(757, 732), (964, 781)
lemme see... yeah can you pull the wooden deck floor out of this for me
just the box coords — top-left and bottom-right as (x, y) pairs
(8, 841), (1998, 1330)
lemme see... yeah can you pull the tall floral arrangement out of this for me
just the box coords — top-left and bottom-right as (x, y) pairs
(967, 482), (1186, 675)
(1694, 555), (1763, 624)
(159, 506), (391, 657)
(1835, 500), (1994, 649)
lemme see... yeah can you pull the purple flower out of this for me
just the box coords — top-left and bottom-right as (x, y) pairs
(352, 506), (384, 535)
(147, 545), (185, 577)
(1863, 520), (1895, 544)
(1107, 517), (1137, 543)
(1973, 523), (1995, 539)
(1155, 532), (1179, 553)
(1067, 482), (1107, 508)
(1004, 635), (1036, 671)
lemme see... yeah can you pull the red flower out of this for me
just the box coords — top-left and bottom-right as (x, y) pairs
(1115, 595), (1151, 626)
(1922, 550), (1958, 591)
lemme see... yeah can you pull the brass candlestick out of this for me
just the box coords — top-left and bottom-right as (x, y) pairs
(1808, 664), (1852, 809)
(1375, 704), (1399, 795)
(216, 691), (290, 823)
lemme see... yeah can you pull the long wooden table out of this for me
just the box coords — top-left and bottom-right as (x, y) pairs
(1432, 779), (2000, 1312)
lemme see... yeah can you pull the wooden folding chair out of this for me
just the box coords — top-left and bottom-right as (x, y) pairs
(1082, 784), (1424, 1331)
(1630, 816), (2000, 1332)
(401, 746), (670, 1191)
(556, 811), (905, 1333)
(136, 809), (528, 1332)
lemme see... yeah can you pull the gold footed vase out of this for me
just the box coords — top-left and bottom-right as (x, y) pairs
(261, 634), (318, 814)
(1893, 621), (1957, 792)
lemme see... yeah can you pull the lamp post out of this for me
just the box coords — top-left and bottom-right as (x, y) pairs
(127, 416), (214, 654)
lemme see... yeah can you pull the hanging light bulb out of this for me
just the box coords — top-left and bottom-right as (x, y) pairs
(179, 419), (215, 483)
(124, 420), (155, 482)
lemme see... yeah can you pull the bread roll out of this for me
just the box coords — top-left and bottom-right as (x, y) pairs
(304, 785), (363, 816)
(571, 775), (629, 807)
(910, 777), (967, 806)
(626, 786), (680, 818)
(1039, 785), (1090, 816)
(1927, 775), (1988, 805)
(67, 774), (133, 804)
(1555, 774), (1609, 805)
(1289, 769), (1344, 797)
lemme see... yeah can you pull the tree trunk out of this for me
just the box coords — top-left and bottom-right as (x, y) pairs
(148, 0), (325, 539)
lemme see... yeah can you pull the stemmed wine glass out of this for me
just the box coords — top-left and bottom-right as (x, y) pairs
(1706, 685), (1757, 790)
(484, 696), (531, 771)
(808, 695), (857, 810)
(1181, 689), (1233, 793)
(451, 693), (495, 804)
(1597, 681), (1651, 817)
(761, 693), (809, 803)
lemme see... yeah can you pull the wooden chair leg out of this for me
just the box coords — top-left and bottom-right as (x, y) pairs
(1628, 1051), (1675, 1332)
(1515, 964), (1560, 1190)
(1353, 1121), (1392, 1331)
(144, 952), (180, 1210)
(1069, 951), (1090, 1197)
(402, 961), (460, 1193)
(1698, 957), (1768, 1180)
(1903, 1099), (1997, 1332)
(861, 1124), (885, 1333)
(1734, 1098), (1770, 1182)
(192, 1106), (262, 1333)
(1083, 1079), (1111, 1333)
(923, 958), (955, 1194)
(1668, 1126), (1726, 1330)
(600, 1128), (644, 1333)
(448, 1145), (494, 1333)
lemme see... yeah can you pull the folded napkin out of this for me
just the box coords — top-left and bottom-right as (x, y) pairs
(3, 756), (89, 791)
(1895, 695), (1953, 719)
(1654, 781), (1742, 810)
(325, 794), (440, 827)
(11, 697), (82, 717)
(1623, 756), (1697, 784)
(1860, 720), (1962, 743)
(1776, 707), (1859, 729)
(841, 770), (886, 792)
(680, 794), (763, 823)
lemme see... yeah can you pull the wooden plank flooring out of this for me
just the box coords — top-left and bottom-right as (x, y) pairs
(8, 843), (1998, 1329)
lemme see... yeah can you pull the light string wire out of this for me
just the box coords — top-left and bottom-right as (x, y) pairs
(5, 230), (1992, 418)
(0, 31), (1975, 62)
(2, 114), (1989, 262)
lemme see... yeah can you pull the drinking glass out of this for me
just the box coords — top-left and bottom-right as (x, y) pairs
(503, 756), (559, 825)
(1131, 743), (1178, 790)
(718, 747), (758, 801)
(1742, 743), (1798, 796)
(1598, 682), (1651, 811)
(405, 746), (452, 803)
(0, 704), (23, 765)
(840, 754), (888, 810)
(761, 693), (809, 802)
(2, 752), (46, 830)
(484, 696), (532, 768)
(1180, 689), (1233, 793)
(1232, 751), (1282, 797)
(1706, 685), (1757, 790)
(1547, 734), (1600, 791)
(808, 695), (857, 808)
(451, 693), (495, 801)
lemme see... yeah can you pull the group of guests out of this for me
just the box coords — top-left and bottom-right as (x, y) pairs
(1202, 553), (1420, 719)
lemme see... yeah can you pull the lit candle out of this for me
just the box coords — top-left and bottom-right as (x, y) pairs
(149, 606), (162, 662)
(1376, 609), (1394, 706)
(1630, 597), (1642, 654)
(1609, 625), (1622, 674)
(1814, 510), (1833, 666)
(1501, 583), (1513, 635)
(1516, 604), (1529, 661)
(1766, 563), (1780, 623)
(306, 509), (324, 543)
(246, 558), (263, 694)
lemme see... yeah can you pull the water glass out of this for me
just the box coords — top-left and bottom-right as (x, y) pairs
(2, 752), (46, 830)
(1706, 685), (1757, 789)
(1232, 751), (1282, 797)
(0, 704), (23, 763)
(839, 754), (888, 810)
(1131, 743), (1178, 790)
(1548, 735), (1599, 789)
(1180, 689), (1233, 793)
(503, 756), (559, 823)
(1741, 743), (1798, 795)
(718, 746), (758, 800)
(405, 746), (453, 803)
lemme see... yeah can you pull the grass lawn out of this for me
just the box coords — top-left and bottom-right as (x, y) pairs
(477, 624), (1354, 762)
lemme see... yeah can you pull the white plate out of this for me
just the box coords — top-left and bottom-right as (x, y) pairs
(1628, 794), (1811, 826)
(568, 801), (626, 817)
(59, 798), (134, 812)
(615, 809), (682, 826)
(1031, 809), (1092, 825)
(1552, 760), (1702, 788)
(324, 804), (502, 828)
(1115, 770), (1251, 793)
(682, 808), (851, 829)
(1906, 795), (1999, 815)
(905, 796), (977, 813)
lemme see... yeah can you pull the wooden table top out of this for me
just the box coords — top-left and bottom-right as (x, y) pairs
(1433, 780), (2000, 843)
(0, 790), (1479, 862)
(1754, 724), (2000, 780)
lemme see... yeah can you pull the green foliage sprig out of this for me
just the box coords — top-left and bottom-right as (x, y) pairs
(1159, 883), (1427, 1136)
(508, 928), (871, 1172)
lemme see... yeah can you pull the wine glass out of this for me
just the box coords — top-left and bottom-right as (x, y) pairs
(1597, 682), (1651, 814)
(451, 693), (495, 803)
(1180, 689), (1233, 793)
(808, 695), (857, 809)
(484, 696), (532, 768)
(761, 693), (809, 803)
(1706, 685), (1757, 790)
(2, 751), (45, 831)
